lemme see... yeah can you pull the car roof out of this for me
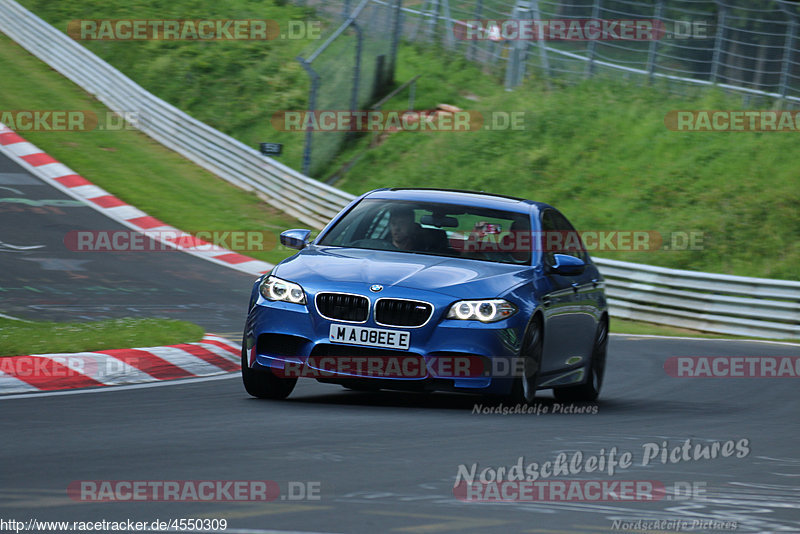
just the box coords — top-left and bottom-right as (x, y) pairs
(363, 188), (552, 214)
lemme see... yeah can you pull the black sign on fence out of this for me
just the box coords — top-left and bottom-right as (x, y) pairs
(259, 143), (283, 156)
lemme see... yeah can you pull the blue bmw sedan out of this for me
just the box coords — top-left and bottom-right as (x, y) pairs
(242, 188), (608, 403)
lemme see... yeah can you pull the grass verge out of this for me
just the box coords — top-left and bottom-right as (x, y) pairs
(611, 318), (731, 339)
(610, 318), (797, 343)
(0, 317), (204, 357)
(333, 48), (800, 279)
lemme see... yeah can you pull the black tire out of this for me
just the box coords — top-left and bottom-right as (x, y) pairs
(241, 341), (297, 400)
(506, 315), (543, 405)
(553, 317), (608, 402)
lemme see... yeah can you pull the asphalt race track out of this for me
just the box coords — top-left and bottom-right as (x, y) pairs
(0, 151), (254, 334)
(2, 154), (800, 533)
(2, 336), (800, 533)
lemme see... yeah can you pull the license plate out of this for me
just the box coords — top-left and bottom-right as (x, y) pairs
(329, 324), (410, 350)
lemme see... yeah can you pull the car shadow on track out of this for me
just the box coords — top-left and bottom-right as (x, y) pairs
(244, 386), (742, 417)
(291, 390), (486, 411)
(248, 387), (603, 414)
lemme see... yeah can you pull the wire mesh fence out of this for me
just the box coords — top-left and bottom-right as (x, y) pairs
(295, 0), (402, 176)
(294, 0), (800, 173)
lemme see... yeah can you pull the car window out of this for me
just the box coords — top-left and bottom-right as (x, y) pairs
(317, 199), (532, 265)
(541, 209), (588, 264)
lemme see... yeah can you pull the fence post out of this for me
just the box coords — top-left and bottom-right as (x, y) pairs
(408, 0), (427, 41)
(518, 1), (534, 87)
(349, 21), (363, 143)
(530, 0), (551, 89)
(441, 0), (455, 50)
(505, 1), (532, 89)
(505, 4), (521, 89)
(297, 57), (319, 177)
(388, 0), (403, 85)
(585, 0), (601, 78)
(779, 10), (798, 102)
(426, 0), (441, 42)
(647, 0), (664, 84)
(710, 2), (727, 84)
(467, 0), (483, 62)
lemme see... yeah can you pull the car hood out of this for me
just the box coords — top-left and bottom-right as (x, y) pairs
(274, 246), (530, 298)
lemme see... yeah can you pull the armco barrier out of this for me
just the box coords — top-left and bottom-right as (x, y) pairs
(596, 258), (800, 339)
(1, 0), (797, 339)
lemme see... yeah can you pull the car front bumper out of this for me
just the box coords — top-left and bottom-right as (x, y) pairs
(244, 290), (530, 396)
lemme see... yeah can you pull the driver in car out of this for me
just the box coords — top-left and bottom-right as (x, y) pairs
(388, 206), (421, 250)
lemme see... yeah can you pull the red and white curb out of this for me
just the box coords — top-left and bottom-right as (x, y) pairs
(0, 123), (273, 276)
(0, 334), (241, 395)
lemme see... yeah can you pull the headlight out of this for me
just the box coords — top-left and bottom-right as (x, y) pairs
(446, 299), (516, 323)
(259, 275), (306, 304)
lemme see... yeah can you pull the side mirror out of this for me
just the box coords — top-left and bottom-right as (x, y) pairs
(280, 229), (312, 250)
(549, 254), (586, 276)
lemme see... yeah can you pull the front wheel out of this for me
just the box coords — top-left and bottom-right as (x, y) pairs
(241, 341), (297, 399)
(506, 316), (543, 405)
(553, 318), (607, 402)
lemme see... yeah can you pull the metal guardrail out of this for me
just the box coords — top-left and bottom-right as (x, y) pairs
(0, 0), (355, 230)
(595, 258), (800, 339)
(1, 0), (797, 339)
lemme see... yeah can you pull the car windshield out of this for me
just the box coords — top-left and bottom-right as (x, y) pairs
(316, 198), (532, 265)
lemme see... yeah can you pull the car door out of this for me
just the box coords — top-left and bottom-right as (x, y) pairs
(538, 209), (599, 374)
